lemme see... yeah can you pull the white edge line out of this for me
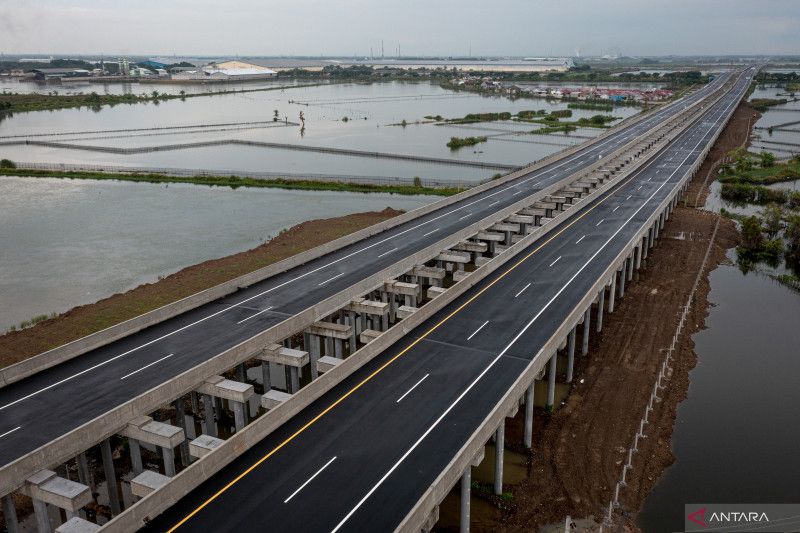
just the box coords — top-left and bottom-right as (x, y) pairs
(120, 354), (174, 381)
(466, 320), (490, 341)
(0, 426), (21, 440)
(284, 456), (337, 503)
(377, 248), (397, 258)
(318, 273), (344, 286)
(328, 81), (742, 533)
(396, 374), (430, 403)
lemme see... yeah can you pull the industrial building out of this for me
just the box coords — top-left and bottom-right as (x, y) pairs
(172, 60), (277, 82)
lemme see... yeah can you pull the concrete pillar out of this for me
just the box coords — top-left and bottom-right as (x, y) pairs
(524, 383), (534, 449)
(566, 328), (576, 383)
(260, 361), (271, 390)
(635, 243), (642, 269)
(161, 447), (176, 477)
(129, 438), (143, 476)
(76, 453), (93, 492)
(596, 289), (605, 332)
(2, 494), (19, 533)
(460, 468), (471, 533)
(608, 276), (616, 313)
(380, 293), (389, 330)
(235, 363), (246, 383)
(100, 439), (121, 515)
(547, 352), (557, 409)
(348, 314), (358, 351)
(289, 366), (300, 393)
(627, 253), (634, 282)
(619, 266), (626, 298)
(172, 400), (190, 467)
(650, 225), (656, 247)
(493, 423), (505, 496)
(203, 394), (217, 438)
(581, 308), (591, 356)
(232, 401), (246, 432)
(32, 497), (51, 533)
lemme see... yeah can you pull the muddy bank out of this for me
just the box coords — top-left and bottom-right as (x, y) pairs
(443, 104), (754, 532)
(0, 208), (403, 368)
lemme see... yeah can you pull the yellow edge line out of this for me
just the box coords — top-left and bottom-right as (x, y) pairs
(168, 164), (648, 532)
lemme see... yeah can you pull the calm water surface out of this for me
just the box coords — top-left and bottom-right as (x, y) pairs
(0, 176), (436, 331)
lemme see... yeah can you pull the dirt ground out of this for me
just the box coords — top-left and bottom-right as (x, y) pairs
(0, 208), (403, 368)
(459, 103), (754, 532)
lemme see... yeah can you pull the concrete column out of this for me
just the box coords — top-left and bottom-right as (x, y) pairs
(2, 494), (19, 533)
(129, 438), (143, 475)
(566, 328), (576, 383)
(547, 352), (557, 409)
(100, 438), (121, 515)
(32, 497), (51, 533)
(627, 253), (634, 282)
(172, 400), (190, 467)
(76, 453), (93, 492)
(260, 361), (271, 390)
(581, 308), (591, 356)
(524, 383), (534, 449)
(596, 289), (605, 332)
(232, 401), (246, 432)
(635, 243), (642, 269)
(619, 266), (626, 298)
(460, 468), (471, 533)
(493, 423), (505, 496)
(235, 363), (246, 383)
(380, 293), (389, 330)
(203, 394), (217, 438)
(608, 276), (616, 313)
(289, 366), (300, 393)
(334, 338), (343, 359)
(161, 446), (176, 477)
(643, 234), (649, 258)
(649, 226), (655, 248)
(348, 313), (358, 351)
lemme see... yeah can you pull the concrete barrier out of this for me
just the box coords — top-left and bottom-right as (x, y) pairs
(395, 72), (746, 533)
(0, 82), (694, 389)
(0, 81), (725, 498)
(99, 101), (710, 530)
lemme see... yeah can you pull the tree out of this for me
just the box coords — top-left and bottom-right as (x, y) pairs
(760, 151), (775, 168)
(273, 109), (279, 122)
(786, 215), (800, 263)
(151, 91), (160, 99)
(740, 216), (763, 251)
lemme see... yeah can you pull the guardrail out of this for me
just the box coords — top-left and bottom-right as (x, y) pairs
(99, 82), (729, 531)
(395, 70), (747, 533)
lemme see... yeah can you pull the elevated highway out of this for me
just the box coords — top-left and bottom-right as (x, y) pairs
(126, 69), (752, 531)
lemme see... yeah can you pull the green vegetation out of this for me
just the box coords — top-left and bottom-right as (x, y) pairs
(446, 136), (488, 150)
(0, 158), (15, 169)
(718, 151), (800, 206)
(444, 112), (513, 124)
(568, 102), (613, 112)
(0, 83), (328, 115)
(5, 313), (56, 333)
(749, 98), (789, 112)
(0, 168), (465, 197)
(530, 124), (577, 135)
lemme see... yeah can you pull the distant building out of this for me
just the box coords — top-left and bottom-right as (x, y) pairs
(172, 60), (277, 82)
(30, 68), (90, 81)
(139, 60), (168, 70)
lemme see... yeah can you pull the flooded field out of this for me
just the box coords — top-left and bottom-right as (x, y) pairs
(0, 80), (639, 182)
(0, 176), (437, 331)
(749, 83), (800, 159)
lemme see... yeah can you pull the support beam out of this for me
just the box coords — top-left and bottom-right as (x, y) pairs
(566, 327), (576, 383)
(460, 468), (471, 533)
(493, 423), (505, 496)
(547, 352), (557, 409)
(2, 494), (20, 533)
(524, 383), (535, 449)
(582, 308), (591, 356)
(596, 289), (605, 332)
(100, 439), (121, 515)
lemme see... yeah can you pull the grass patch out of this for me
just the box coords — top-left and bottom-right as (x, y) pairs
(0, 168), (466, 196)
(446, 136), (488, 150)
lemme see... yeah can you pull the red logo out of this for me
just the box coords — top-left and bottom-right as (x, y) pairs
(688, 507), (708, 528)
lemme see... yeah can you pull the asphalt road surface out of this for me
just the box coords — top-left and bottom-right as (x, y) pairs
(146, 70), (753, 532)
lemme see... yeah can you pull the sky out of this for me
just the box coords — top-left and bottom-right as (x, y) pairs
(1, 0), (798, 57)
